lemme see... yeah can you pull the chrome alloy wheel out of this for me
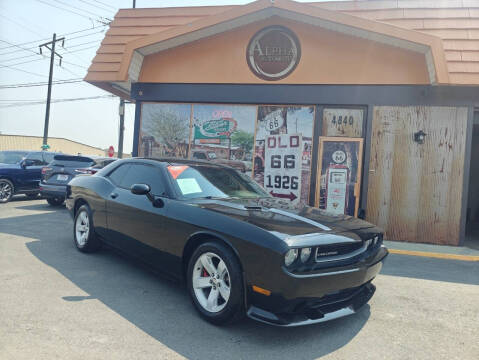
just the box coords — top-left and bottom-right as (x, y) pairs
(0, 180), (12, 202)
(75, 210), (90, 247)
(192, 252), (231, 313)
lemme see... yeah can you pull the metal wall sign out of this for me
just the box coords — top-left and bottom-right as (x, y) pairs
(264, 134), (303, 204)
(246, 26), (301, 81)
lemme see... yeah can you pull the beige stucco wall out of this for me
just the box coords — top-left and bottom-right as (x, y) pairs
(0, 135), (105, 156)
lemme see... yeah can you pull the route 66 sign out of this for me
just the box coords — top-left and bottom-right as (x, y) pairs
(332, 150), (346, 164)
(263, 109), (284, 132)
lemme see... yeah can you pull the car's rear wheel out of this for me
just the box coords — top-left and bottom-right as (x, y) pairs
(187, 242), (244, 325)
(47, 197), (64, 206)
(73, 204), (100, 253)
(0, 179), (14, 203)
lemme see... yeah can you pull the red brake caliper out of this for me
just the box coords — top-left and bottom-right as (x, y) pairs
(202, 268), (209, 277)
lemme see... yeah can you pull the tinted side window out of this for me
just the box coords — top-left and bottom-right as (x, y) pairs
(43, 152), (55, 164)
(108, 164), (131, 185)
(119, 164), (165, 196)
(26, 152), (45, 165)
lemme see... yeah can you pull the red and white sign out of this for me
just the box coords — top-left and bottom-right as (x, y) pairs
(108, 146), (115, 157)
(264, 134), (302, 204)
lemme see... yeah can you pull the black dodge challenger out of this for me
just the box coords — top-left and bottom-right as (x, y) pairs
(66, 158), (388, 326)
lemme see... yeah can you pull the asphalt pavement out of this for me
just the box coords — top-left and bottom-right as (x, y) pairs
(0, 197), (478, 360)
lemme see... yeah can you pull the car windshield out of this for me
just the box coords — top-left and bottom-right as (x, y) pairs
(0, 151), (28, 164)
(167, 164), (269, 200)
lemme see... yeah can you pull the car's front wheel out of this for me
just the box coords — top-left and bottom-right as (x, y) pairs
(0, 179), (14, 203)
(47, 197), (64, 206)
(187, 242), (244, 325)
(73, 204), (100, 253)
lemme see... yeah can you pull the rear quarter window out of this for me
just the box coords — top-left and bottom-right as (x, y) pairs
(107, 164), (131, 185)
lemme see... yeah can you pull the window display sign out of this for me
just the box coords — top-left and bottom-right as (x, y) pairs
(192, 104), (257, 173)
(254, 105), (314, 206)
(264, 134), (302, 204)
(194, 117), (237, 140)
(315, 137), (363, 217)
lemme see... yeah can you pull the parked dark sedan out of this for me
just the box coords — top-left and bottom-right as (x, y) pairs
(0, 150), (61, 203)
(41, 155), (117, 206)
(66, 158), (388, 326)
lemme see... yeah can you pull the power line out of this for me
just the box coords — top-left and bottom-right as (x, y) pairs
(0, 24), (108, 53)
(0, 57), (47, 68)
(35, 0), (110, 24)
(91, 0), (116, 11)
(64, 39), (102, 49)
(52, 0), (111, 19)
(0, 63), (48, 78)
(78, 0), (115, 14)
(0, 13), (45, 38)
(61, 44), (98, 54)
(0, 95), (115, 108)
(0, 53), (42, 64)
(0, 39), (40, 57)
(0, 78), (83, 89)
(61, 60), (88, 69)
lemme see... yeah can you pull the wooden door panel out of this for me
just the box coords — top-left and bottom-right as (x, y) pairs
(366, 106), (468, 245)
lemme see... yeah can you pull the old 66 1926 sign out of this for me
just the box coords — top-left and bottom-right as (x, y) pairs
(247, 26), (301, 81)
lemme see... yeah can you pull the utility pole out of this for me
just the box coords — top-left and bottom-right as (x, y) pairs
(118, 99), (125, 158)
(133, 1), (136, 8)
(39, 33), (64, 150)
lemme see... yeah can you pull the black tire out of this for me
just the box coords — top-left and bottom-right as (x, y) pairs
(0, 179), (14, 204)
(26, 193), (39, 199)
(46, 197), (64, 206)
(187, 241), (244, 325)
(73, 204), (101, 253)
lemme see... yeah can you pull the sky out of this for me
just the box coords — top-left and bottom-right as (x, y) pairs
(0, 0), (335, 154)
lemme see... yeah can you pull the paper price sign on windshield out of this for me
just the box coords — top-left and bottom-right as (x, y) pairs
(264, 134), (302, 204)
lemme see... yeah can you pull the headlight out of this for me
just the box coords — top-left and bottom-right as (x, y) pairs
(284, 249), (298, 266)
(300, 248), (311, 263)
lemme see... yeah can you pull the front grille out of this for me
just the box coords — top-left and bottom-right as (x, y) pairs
(315, 241), (367, 263)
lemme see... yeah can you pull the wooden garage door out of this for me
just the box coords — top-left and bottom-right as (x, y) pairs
(366, 106), (468, 245)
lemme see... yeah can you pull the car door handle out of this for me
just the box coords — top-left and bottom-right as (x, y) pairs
(110, 192), (118, 199)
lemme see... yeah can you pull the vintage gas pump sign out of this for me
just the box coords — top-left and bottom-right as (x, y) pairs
(264, 134), (302, 204)
(316, 137), (364, 217)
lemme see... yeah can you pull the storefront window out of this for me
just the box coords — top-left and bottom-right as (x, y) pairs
(138, 103), (315, 206)
(254, 106), (315, 205)
(191, 104), (257, 174)
(139, 103), (191, 158)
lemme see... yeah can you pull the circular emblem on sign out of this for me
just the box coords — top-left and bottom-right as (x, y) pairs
(247, 26), (301, 81)
(332, 150), (346, 164)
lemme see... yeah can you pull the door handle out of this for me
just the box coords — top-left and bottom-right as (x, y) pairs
(110, 192), (118, 199)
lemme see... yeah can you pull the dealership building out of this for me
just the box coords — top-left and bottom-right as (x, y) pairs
(85, 0), (479, 247)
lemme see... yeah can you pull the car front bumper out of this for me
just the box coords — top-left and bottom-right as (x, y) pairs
(40, 183), (66, 199)
(246, 246), (388, 326)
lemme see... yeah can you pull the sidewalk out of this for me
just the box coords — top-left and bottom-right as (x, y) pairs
(384, 240), (479, 261)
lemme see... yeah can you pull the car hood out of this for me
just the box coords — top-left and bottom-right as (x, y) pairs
(190, 197), (379, 240)
(0, 163), (21, 170)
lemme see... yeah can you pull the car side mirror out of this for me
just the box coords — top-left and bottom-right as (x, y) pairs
(131, 183), (150, 195)
(130, 183), (164, 208)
